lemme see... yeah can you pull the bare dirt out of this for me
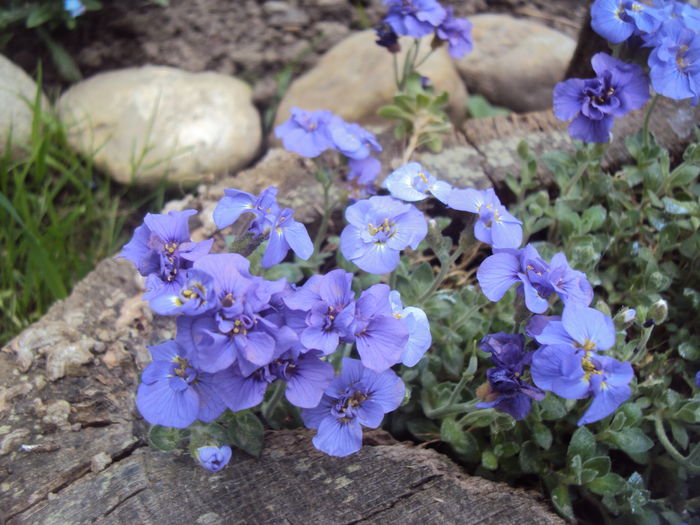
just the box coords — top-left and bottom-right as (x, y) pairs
(7, 0), (587, 112)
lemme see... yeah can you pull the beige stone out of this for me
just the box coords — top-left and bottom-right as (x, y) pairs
(275, 30), (468, 128)
(455, 14), (576, 113)
(0, 54), (50, 159)
(57, 66), (262, 186)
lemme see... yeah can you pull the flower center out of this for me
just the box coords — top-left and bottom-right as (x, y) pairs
(367, 218), (396, 240)
(677, 45), (690, 71)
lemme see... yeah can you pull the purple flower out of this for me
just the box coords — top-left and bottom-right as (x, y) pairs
(352, 284), (408, 372)
(375, 21), (401, 52)
(591, 0), (662, 43)
(477, 244), (593, 314)
(695, 371), (700, 388)
(435, 8), (473, 59)
(648, 25), (700, 101)
(384, 162), (452, 204)
(447, 187), (522, 249)
(213, 187), (312, 267)
(301, 358), (405, 457)
(148, 268), (217, 316)
(346, 157), (381, 201)
(196, 445), (232, 472)
(527, 303), (616, 352)
(283, 269), (356, 354)
(117, 209), (213, 299)
(260, 208), (313, 267)
(553, 53), (650, 143)
(327, 117), (382, 161)
(213, 187), (280, 233)
(275, 107), (334, 158)
(531, 345), (633, 425)
(214, 347), (334, 411)
(388, 290), (431, 367)
(175, 254), (291, 373)
(64, 0), (85, 17)
(475, 333), (544, 420)
(340, 196), (427, 274)
(136, 340), (225, 428)
(383, 0), (447, 38)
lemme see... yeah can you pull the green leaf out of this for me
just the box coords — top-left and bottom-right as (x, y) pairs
(669, 420), (689, 450)
(406, 419), (441, 442)
(481, 449), (498, 470)
(519, 441), (543, 473)
(583, 456), (611, 477)
(263, 262), (303, 283)
(581, 205), (607, 232)
(539, 393), (568, 420)
(568, 426), (596, 462)
(148, 425), (182, 451)
(608, 427), (654, 455)
(465, 95), (510, 119)
(587, 472), (627, 496)
(493, 441), (519, 458)
(26, 4), (55, 28)
(440, 418), (479, 461)
(223, 410), (265, 457)
(532, 422), (553, 450)
(377, 104), (413, 121)
(551, 484), (575, 521)
(569, 454), (583, 484)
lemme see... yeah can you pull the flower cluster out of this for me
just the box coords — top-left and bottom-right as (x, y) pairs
(119, 192), (433, 463)
(379, 0), (473, 59)
(556, 0), (700, 142)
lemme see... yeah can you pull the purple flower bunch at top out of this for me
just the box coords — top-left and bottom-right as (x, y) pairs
(553, 53), (650, 143)
(447, 187), (523, 249)
(275, 107), (382, 160)
(528, 304), (634, 425)
(301, 358), (405, 457)
(340, 195), (428, 274)
(384, 162), (451, 204)
(477, 244), (594, 314)
(117, 209), (213, 303)
(591, 0), (663, 43)
(382, 0), (473, 58)
(648, 23), (700, 101)
(213, 186), (313, 268)
(475, 333), (544, 420)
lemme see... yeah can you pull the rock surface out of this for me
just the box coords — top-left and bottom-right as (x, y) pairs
(57, 66), (261, 186)
(275, 30), (469, 128)
(0, 54), (49, 159)
(456, 14), (576, 113)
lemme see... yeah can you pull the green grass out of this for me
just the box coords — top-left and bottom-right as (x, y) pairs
(0, 88), (175, 345)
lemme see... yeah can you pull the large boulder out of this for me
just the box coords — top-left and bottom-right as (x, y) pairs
(274, 30), (468, 128)
(57, 66), (262, 186)
(455, 14), (576, 113)
(0, 54), (50, 159)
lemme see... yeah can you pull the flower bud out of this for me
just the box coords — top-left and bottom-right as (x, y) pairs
(649, 298), (668, 326)
(613, 307), (636, 331)
(196, 445), (232, 472)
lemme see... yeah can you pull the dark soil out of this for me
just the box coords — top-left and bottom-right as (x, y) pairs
(6, 0), (587, 112)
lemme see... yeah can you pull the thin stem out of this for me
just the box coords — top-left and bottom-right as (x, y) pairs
(417, 243), (465, 305)
(654, 410), (700, 474)
(262, 381), (286, 421)
(413, 48), (436, 70)
(642, 94), (660, 149)
(561, 158), (588, 198)
(392, 53), (400, 90)
(425, 400), (477, 419)
(630, 325), (654, 364)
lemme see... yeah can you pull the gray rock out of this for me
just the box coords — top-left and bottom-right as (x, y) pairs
(275, 30), (468, 128)
(455, 14), (575, 113)
(0, 54), (50, 159)
(57, 66), (262, 186)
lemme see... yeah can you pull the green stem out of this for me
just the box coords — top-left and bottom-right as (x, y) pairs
(642, 94), (660, 150)
(262, 381), (286, 421)
(413, 48), (436, 70)
(392, 53), (400, 90)
(630, 325), (654, 364)
(417, 244), (465, 305)
(312, 177), (333, 255)
(561, 159), (588, 198)
(654, 410), (700, 474)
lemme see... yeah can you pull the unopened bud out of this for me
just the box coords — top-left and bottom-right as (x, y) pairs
(649, 298), (668, 326)
(613, 307), (636, 331)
